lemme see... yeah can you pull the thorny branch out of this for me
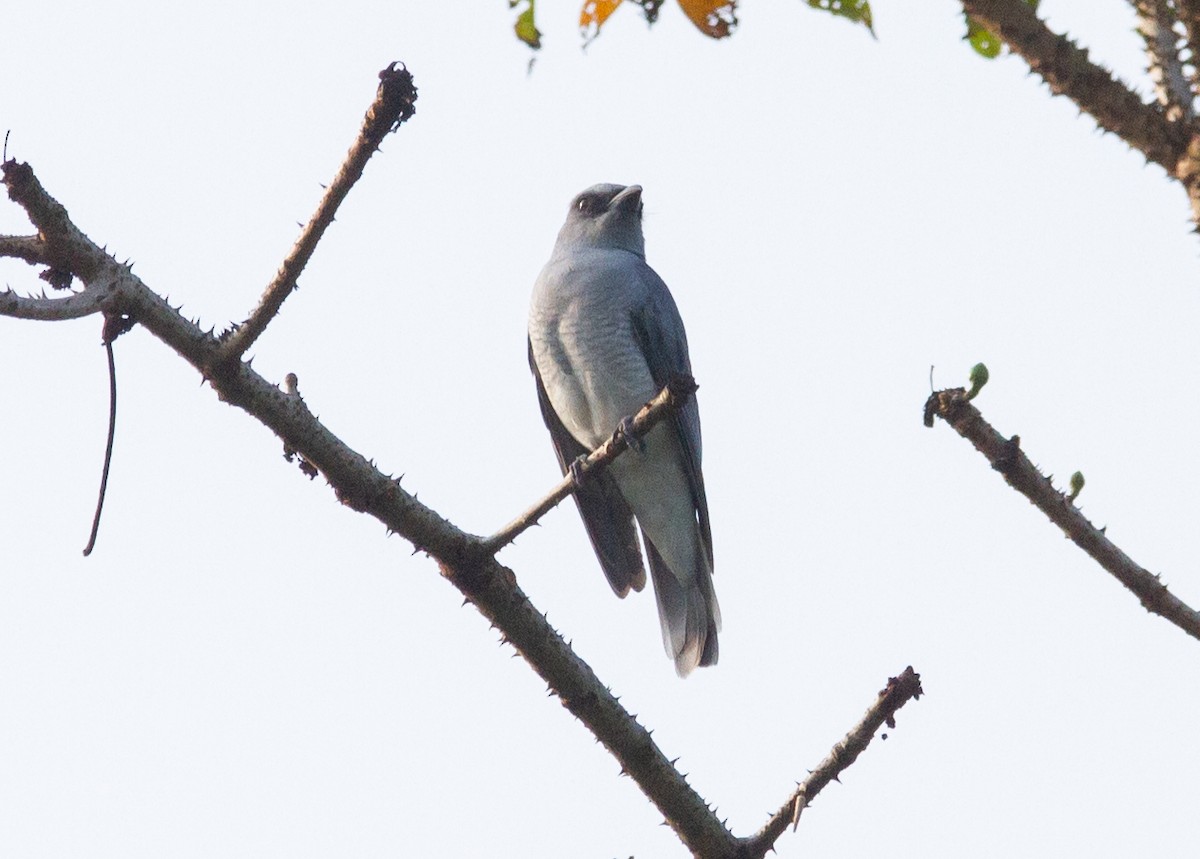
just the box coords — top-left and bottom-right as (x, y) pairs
(958, 0), (1200, 229)
(740, 667), (924, 859)
(0, 152), (730, 857)
(925, 386), (1200, 642)
(0, 73), (917, 855)
(958, 0), (1188, 174)
(214, 62), (418, 365)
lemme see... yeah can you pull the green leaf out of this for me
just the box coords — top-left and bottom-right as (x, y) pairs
(965, 0), (1039, 60)
(512, 0), (542, 50)
(806, 0), (874, 36)
(965, 362), (989, 401)
(1068, 471), (1085, 502)
(965, 17), (1001, 59)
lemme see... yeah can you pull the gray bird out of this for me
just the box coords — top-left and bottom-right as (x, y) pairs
(527, 183), (720, 677)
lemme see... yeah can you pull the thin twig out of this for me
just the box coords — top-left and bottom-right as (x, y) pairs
(83, 336), (118, 556)
(215, 63), (418, 364)
(925, 386), (1200, 642)
(482, 376), (697, 555)
(739, 667), (924, 859)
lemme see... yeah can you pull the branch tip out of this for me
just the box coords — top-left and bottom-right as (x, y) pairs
(745, 666), (924, 856)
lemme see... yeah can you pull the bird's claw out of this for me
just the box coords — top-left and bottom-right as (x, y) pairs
(568, 456), (588, 487)
(615, 416), (646, 454)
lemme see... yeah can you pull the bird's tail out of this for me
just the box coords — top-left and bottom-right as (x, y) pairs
(645, 539), (720, 677)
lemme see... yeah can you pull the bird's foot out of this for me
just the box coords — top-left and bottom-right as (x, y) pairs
(568, 455), (589, 487)
(615, 416), (646, 454)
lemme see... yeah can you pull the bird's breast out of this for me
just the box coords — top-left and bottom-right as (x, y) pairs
(530, 257), (657, 449)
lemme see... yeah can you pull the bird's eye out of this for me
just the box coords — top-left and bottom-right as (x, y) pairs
(577, 197), (591, 213)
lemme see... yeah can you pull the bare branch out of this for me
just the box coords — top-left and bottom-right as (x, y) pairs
(739, 667), (924, 859)
(1, 157), (749, 858)
(215, 63), (418, 364)
(0, 283), (109, 320)
(482, 375), (697, 554)
(959, 0), (1187, 172)
(1134, 0), (1194, 121)
(2, 159), (109, 282)
(925, 386), (1200, 642)
(0, 233), (51, 266)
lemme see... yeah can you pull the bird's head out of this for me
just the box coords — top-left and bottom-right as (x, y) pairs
(555, 183), (646, 257)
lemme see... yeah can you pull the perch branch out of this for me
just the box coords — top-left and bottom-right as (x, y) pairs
(214, 62), (418, 364)
(482, 376), (697, 554)
(958, 0), (1187, 172)
(925, 386), (1200, 642)
(1, 155), (752, 859)
(738, 667), (924, 859)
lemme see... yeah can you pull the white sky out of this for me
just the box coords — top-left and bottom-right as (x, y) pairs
(2, 1), (1199, 856)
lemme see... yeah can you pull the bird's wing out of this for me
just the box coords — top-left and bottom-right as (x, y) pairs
(629, 268), (713, 570)
(528, 337), (646, 596)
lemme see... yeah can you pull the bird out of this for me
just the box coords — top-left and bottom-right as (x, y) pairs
(527, 183), (720, 677)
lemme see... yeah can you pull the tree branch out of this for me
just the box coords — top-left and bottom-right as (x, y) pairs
(739, 667), (924, 859)
(0, 283), (110, 320)
(1134, 0), (1194, 121)
(2, 160), (108, 283)
(925, 386), (1200, 642)
(214, 62), (418, 365)
(482, 375), (698, 554)
(4, 82), (918, 849)
(958, 0), (1188, 172)
(1, 155), (752, 857)
(0, 233), (51, 266)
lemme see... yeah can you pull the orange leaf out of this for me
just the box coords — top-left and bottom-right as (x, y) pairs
(677, 0), (737, 38)
(580, 0), (625, 38)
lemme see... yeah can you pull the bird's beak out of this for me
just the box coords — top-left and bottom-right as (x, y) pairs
(610, 184), (643, 213)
